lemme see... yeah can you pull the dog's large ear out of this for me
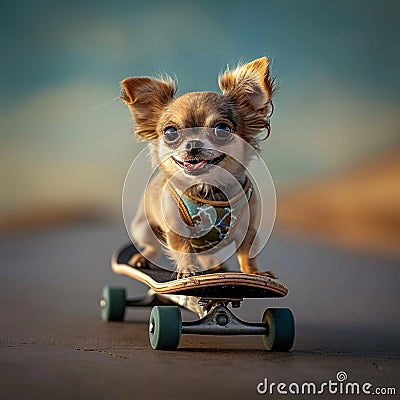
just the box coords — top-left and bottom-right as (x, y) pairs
(120, 77), (176, 140)
(219, 57), (274, 118)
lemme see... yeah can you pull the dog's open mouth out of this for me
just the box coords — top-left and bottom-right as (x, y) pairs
(172, 154), (225, 173)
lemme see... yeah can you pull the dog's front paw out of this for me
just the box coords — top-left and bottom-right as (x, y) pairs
(128, 253), (152, 269)
(241, 268), (277, 279)
(252, 270), (277, 279)
(176, 264), (202, 280)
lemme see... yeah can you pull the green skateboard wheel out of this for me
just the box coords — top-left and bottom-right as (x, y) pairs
(262, 308), (295, 351)
(100, 286), (126, 321)
(149, 306), (182, 350)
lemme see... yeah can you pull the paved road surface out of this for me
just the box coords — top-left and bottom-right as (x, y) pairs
(1, 222), (399, 399)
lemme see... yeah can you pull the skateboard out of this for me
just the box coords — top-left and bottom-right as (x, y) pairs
(100, 243), (295, 351)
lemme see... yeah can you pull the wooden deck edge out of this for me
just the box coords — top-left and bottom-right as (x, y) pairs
(111, 261), (288, 297)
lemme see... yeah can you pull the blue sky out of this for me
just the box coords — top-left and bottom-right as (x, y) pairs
(1, 0), (399, 103)
(1, 0), (399, 214)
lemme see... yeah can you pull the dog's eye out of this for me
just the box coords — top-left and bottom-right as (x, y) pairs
(214, 123), (232, 140)
(164, 126), (179, 142)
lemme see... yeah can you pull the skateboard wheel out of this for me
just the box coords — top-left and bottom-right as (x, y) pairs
(262, 308), (295, 351)
(100, 286), (126, 322)
(149, 306), (182, 350)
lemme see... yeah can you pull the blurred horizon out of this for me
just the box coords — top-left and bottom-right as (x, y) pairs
(1, 0), (399, 258)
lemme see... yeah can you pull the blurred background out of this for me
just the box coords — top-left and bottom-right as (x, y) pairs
(1, 0), (399, 259)
(1, 3), (399, 396)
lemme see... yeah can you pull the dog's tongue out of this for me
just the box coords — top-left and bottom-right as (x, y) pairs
(184, 160), (207, 171)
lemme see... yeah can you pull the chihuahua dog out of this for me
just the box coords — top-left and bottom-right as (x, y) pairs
(121, 57), (275, 278)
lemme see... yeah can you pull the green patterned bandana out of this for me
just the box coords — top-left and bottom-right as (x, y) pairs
(168, 179), (253, 253)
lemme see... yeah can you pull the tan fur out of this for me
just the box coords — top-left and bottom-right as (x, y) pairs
(218, 57), (275, 148)
(121, 76), (176, 141)
(121, 57), (276, 278)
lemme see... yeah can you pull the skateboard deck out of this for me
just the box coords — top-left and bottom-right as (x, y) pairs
(102, 243), (295, 351)
(111, 243), (288, 298)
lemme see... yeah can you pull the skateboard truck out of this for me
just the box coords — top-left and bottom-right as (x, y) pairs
(181, 301), (268, 336)
(101, 286), (294, 351)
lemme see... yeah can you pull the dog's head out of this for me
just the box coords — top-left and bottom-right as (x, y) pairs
(121, 57), (275, 184)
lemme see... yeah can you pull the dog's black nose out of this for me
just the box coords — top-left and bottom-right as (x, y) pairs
(186, 140), (203, 152)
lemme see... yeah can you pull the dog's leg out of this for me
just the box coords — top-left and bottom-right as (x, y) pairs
(128, 198), (161, 268)
(165, 230), (202, 279)
(236, 227), (276, 278)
